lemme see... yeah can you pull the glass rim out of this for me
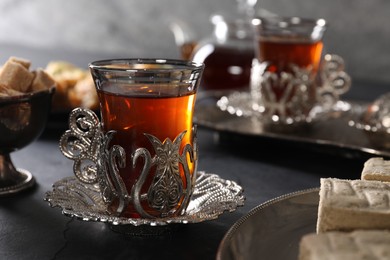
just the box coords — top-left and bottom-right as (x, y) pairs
(252, 16), (327, 29)
(89, 58), (204, 72)
(252, 16), (326, 42)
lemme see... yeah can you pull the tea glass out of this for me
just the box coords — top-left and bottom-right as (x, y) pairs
(88, 59), (204, 219)
(251, 16), (327, 123)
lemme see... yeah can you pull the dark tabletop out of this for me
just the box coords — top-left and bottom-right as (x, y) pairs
(0, 44), (388, 260)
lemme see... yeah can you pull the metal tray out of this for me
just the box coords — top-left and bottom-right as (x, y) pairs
(194, 91), (390, 159)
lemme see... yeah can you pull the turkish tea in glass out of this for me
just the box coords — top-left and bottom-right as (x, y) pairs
(251, 17), (327, 121)
(89, 59), (204, 218)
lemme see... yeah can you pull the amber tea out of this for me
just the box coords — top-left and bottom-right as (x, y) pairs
(90, 59), (203, 219)
(258, 37), (324, 101)
(252, 17), (326, 120)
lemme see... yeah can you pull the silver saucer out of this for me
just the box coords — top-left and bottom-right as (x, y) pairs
(44, 171), (244, 226)
(347, 92), (390, 149)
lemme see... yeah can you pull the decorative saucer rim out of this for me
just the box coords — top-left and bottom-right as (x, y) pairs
(44, 171), (245, 226)
(217, 91), (351, 125)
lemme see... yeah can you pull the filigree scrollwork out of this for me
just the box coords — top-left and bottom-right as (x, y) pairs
(253, 61), (313, 122)
(132, 129), (196, 218)
(59, 108), (128, 215)
(59, 108), (102, 184)
(45, 171), (245, 226)
(96, 131), (128, 214)
(59, 108), (197, 218)
(318, 54), (351, 105)
(222, 53), (353, 124)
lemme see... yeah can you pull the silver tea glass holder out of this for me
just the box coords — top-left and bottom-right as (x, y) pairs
(348, 92), (390, 149)
(217, 54), (352, 126)
(45, 108), (244, 230)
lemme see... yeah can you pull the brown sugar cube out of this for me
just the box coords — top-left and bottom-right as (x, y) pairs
(8, 56), (31, 69)
(0, 83), (9, 96)
(317, 178), (390, 233)
(0, 83), (23, 96)
(30, 69), (56, 92)
(299, 230), (390, 260)
(361, 157), (390, 182)
(0, 61), (34, 92)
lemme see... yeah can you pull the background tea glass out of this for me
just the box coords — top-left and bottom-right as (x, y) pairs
(251, 16), (327, 123)
(89, 59), (204, 219)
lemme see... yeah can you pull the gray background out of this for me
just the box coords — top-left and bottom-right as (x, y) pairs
(0, 0), (389, 85)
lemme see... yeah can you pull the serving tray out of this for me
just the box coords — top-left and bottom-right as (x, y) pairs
(194, 91), (390, 159)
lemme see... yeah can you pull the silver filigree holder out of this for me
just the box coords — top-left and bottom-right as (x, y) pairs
(46, 107), (244, 234)
(348, 92), (390, 149)
(217, 54), (352, 125)
(58, 107), (197, 219)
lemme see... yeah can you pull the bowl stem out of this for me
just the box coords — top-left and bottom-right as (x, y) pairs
(0, 153), (35, 196)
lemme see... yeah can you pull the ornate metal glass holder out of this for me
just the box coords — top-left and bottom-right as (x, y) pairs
(217, 54), (351, 125)
(45, 108), (244, 230)
(348, 92), (390, 149)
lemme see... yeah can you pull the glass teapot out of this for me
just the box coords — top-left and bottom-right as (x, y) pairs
(171, 0), (266, 91)
(190, 14), (255, 91)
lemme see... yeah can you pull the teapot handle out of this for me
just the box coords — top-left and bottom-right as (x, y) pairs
(169, 19), (197, 47)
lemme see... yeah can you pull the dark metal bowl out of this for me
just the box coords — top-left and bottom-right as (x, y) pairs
(0, 87), (55, 196)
